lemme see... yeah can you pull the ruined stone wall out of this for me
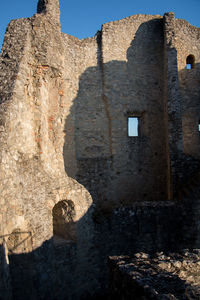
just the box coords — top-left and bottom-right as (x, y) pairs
(0, 10), (92, 242)
(0, 5), (93, 299)
(63, 15), (169, 208)
(101, 15), (167, 204)
(173, 19), (200, 250)
(163, 13), (200, 197)
(0, 1), (200, 299)
(62, 34), (105, 178)
(175, 20), (200, 159)
(108, 251), (200, 300)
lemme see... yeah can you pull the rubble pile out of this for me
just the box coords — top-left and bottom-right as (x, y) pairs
(108, 250), (200, 299)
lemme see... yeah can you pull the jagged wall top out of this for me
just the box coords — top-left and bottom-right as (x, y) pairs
(37, 0), (60, 24)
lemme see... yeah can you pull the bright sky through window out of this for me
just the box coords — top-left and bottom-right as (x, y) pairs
(128, 117), (138, 136)
(186, 64), (192, 69)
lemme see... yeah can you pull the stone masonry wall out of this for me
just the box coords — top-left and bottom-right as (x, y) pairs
(0, 4), (93, 299)
(108, 251), (200, 300)
(0, 1), (200, 299)
(176, 20), (200, 159)
(63, 15), (169, 209)
(101, 15), (167, 204)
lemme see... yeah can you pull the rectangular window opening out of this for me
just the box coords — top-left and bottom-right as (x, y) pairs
(128, 117), (139, 137)
(198, 121), (200, 132)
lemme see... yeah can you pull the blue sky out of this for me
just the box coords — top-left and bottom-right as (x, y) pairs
(1, 0), (200, 49)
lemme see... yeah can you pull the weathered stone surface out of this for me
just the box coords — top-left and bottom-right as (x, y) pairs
(0, 0), (200, 299)
(37, 0), (60, 25)
(108, 250), (200, 299)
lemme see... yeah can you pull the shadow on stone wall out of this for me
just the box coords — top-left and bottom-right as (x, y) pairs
(63, 17), (200, 244)
(0, 205), (98, 300)
(62, 18), (200, 298)
(63, 19), (168, 209)
(108, 253), (200, 300)
(178, 62), (200, 165)
(1, 202), (198, 300)
(1, 20), (200, 300)
(1, 202), (199, 300)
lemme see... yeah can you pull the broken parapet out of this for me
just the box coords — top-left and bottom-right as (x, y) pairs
(108, 250), (200, 300)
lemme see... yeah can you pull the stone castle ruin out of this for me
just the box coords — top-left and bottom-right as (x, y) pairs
(0, 0), (200, 299)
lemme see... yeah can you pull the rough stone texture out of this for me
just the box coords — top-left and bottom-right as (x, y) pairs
(0, 0), (200, 299)
(64, 15), (168, 207)
(176, 19), (200, 159)
(0, 2), (93, 299)
(108, 250), (200, 300)
(37, 0), (60, 27)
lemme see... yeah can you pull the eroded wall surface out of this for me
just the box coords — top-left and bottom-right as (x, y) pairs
(63, 15), (169, 207)
(0, 4), (94, 299)
(0, 2), (200, 299)
(108, 251), (200, 300)
(176, 20), (200, 158)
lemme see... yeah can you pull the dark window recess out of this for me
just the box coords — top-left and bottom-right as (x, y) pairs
(128, 117), (139, 137)
(52, 200), (76, 244)
(186, 55), (195, 69)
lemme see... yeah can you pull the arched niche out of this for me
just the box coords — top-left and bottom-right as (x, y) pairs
(52, 200), (77, 245)
(186, 54), (195, 69)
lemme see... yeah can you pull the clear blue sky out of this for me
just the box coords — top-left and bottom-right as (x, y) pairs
(1, 0), (200, 49)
